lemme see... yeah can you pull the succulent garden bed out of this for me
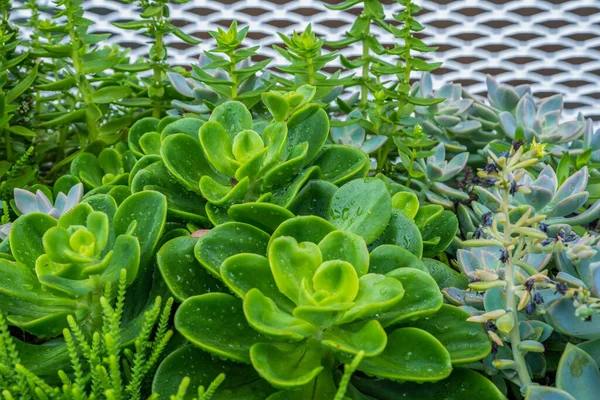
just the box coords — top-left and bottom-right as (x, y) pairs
(1, 0), (599, 399)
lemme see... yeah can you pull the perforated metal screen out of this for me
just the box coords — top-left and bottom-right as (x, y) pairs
(13, 0), (600, 122)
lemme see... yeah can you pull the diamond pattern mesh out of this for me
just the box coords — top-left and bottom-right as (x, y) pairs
(12, 0), (600, 121)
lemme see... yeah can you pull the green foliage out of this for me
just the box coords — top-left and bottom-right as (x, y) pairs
(0, 190), (166, 337)
(0, 269), (176, 399)
(156, 178), (489, 397)
(0, 0), (597, 398)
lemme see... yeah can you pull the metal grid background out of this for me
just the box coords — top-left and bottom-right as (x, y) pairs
(12, 0), (600, 122)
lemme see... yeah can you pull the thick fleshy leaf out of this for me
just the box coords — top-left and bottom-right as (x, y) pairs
(322, 319), (387, 357)
(328, 178), (391, 244)
(410, 305), (491, 364)
(270, 216), (336, 246)
(288, 180), (337, 219)
(269, 236), (322, 304)
(221, 254), (295, 312)
(160, 118), (203, 140)
(0, 259), (77, 337)
(209, 101), (253, 140)
(525, 386), (576, 400)
(263, 143), (308, 189)
(244, 288), (317, 340)
(266, 369), (336, 400)
(549, 167), (589, 208)
(286, 107), (329, 164)
(250, 341), (324, 389)
(369, 245), (428, 274)
(357, 327), (452, 382)
(195, 222), (270, 276)
(352, 368), (506, 399)
(312, 260), (359, 305)
(128, 117), (159, 156)
(423, 258), (468, 290)
(232, 130), (265, 163)
(369, 210), (423, 258)
(228, 202), (294, 234)
(71, 153), (104, 188)
(270, 166), (321, 208)
(161, 133), (220, 193)
(547, 297), (600, 339)
(391, 191), (419, 220)
(200, 121), (238, 176)
(113, 191), (167, 269)
(157, 236), (226, 302)
(131, 160), (208, 223)
(378, 268), (443, 327)
(10, 213), (57, 268)
(419, 210), (458, 257)
(338, 273), (405, 324)
(312, 146), (369, 185)
(199, 175), (249, 206)
(153, 345), (274, 400)
(556, 343), (600, 400)
(318, 230), (369, 277)
(175, 293), (265, 362)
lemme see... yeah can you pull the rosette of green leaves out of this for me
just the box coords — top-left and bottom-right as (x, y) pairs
(132, 90), (371, 225)
(474, 165), (600, 227)
(70, 144), (137, 189)
(486, 77), (585, 146)
(154, 178), (488, 396)
(412, 73), (484, 151)
(0, 191), (167, 338)
(395, 142), (470, 208)
(272, 24), (348, 103)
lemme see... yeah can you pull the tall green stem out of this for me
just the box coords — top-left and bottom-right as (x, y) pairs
(306, 57), (315, 86)
(228, 51), (238, 99)
(360, 23), (370, 109)
(67, 16), (98, 143)
(151, 7), (164, 118)
(502, 182), (532, 387)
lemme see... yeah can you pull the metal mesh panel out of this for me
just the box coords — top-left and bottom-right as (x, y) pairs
(13, 0), (600, 121)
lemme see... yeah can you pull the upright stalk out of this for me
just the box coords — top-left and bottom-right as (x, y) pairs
(151, 6), (164, 118)
(66, 11), (98, 143)
(360, 23), (370, 109)
(228, 51), (238, 99)
(501, 179), (532, 387)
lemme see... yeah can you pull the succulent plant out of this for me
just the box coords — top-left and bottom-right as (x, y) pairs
(412, 72), (484, 151)
(0, 183), (83, 240)
(474, 164), (600, 227)
(168, 21), (272, 116)
(394, 142), (471, 208)
(272, 24), (347, 104)
(155, 178), (490, 397)
(448, 141), (600, 397)
(131, 90), (371, 226)
(330, 109), (387, 155)
(0, 191), (167, 337)
(496, 93), (585, 145)
(70, 145), (136, 189)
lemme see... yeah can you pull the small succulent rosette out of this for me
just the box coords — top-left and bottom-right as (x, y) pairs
(0, 191), (167, 338)
(130, 89), (371, 226)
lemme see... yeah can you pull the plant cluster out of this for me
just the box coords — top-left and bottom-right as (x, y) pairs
(0, 0), (599, 399)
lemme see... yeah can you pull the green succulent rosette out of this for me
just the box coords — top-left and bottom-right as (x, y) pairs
(0, 191), (167, 338)
(130, 87), (370, 226)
